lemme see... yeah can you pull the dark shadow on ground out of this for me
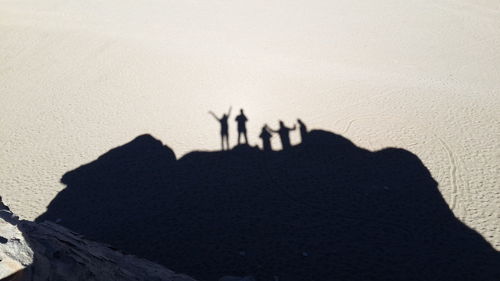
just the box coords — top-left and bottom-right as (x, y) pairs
(36, 130), (500, 281)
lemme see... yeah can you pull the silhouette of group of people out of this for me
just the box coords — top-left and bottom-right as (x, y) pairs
(209, 107), (307, 151)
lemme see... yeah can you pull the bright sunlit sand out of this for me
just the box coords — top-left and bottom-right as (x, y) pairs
(0, 0), (499, 252)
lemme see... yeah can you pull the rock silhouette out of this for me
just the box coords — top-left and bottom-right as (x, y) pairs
(36, 130), (500, 281)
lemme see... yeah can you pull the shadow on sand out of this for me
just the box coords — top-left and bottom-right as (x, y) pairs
(36, 130), (500, 281)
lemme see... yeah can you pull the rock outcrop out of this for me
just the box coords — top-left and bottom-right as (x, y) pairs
(35, 131), (500, 281)
(0, 197), (197, 281)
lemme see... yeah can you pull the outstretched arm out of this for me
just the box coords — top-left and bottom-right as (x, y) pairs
(268, 127), (279, 133)
(227, 106), (232, 117)
(208, 111), (219, 121)
(291, 125), (297, 130)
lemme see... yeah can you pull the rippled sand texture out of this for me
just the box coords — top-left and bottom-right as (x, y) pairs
(0, 0), (499, 249)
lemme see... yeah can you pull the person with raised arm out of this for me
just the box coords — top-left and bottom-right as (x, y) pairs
(209, 106), (232, 150)
(269, 120), (296, 150)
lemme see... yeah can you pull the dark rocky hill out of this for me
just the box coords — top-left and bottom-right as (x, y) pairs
(36, 130), (500, 281)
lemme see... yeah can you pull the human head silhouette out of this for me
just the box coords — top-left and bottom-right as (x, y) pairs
(279, 120), (284, 128)
(240, 109), (244, 114)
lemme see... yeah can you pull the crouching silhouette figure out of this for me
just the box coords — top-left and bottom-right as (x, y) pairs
(259, 124), (273, 152)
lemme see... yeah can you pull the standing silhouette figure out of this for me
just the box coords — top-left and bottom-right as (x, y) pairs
(269, 121), (296, 150)
(259, 124), (273, 152)
(297, 119), (308, 143)
(235, 109), (248, 145)
(209, 107), (232, 150)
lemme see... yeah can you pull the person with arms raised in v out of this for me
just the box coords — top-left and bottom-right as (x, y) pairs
(209, 106), (232, 150)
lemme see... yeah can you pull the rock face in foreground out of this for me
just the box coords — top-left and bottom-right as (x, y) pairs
(0, 198), (197, 281)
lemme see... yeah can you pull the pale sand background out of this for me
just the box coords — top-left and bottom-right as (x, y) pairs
(0, 0), (498, 249)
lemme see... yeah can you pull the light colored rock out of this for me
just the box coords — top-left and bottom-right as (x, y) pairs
(0, 198), (197, 281)
(0, 206), (33, 280)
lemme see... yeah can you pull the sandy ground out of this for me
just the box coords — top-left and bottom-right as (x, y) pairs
(0, 0), (499, 251)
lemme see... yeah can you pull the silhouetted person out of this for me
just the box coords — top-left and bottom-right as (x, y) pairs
(297, 119), (308, 143)
(235, 109), (248, 145)
(209, 107), (232, 150)
(270, 121), (296, 150)
(259, 124), (273, 152)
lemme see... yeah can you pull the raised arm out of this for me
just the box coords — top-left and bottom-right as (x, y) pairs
(227, 106), (232, 117)
(208, 111), (219, 121)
